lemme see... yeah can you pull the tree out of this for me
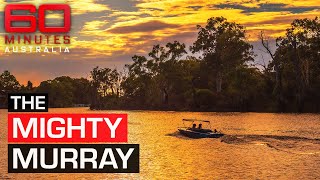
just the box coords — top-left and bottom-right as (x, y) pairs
(0, 70), (20, 92)
(191, 17), (254, 93)
(166, 41), (187, 61)
(123, 41), (188, 108)
(275, 17), (320, 112)
(36, 77), (74, 107)
(90, 67), (121, 97)
(26, 81), (33, 91)
(89, 67), (122, 109)
(150, 42), (187, 105)
(72, 78), (91, 104)
(20, 80), (34, 93)
(259, 31), (285, 112)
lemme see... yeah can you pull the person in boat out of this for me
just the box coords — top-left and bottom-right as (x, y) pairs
(192, 123), (196, 129)
(198, 123), (202, 129)
(214, 129), (218, 133)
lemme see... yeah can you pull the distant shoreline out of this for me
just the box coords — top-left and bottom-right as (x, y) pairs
(1, 107), (319, 114)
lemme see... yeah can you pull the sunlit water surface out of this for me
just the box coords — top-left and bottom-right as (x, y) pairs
(0, 108), (319, 179)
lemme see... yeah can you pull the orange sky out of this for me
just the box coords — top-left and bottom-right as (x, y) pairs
(0, 0), (319, 85)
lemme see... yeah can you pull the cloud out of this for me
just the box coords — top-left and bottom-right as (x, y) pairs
(0, 0), (110, 14)
(215, 3), (318, 14)
(107, 20), (180, 34)
(81, 20), (108, 35)
(188, 6), (203, 11)
(1, 0), (319, 84)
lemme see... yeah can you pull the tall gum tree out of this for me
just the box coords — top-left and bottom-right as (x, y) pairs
(191, 17), (254, 93)
(275, 17), (320, 112)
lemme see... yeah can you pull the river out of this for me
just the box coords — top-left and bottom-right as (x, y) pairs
(1, 108), (319, 179)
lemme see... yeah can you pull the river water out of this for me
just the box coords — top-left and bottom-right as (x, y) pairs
(1, 108), (320, 179)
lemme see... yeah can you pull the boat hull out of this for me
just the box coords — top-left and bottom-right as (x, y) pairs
(178, 128), (224, 138)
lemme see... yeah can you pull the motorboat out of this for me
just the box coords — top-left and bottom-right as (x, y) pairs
(178, 119), (224, 138)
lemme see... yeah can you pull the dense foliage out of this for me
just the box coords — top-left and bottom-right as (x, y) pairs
(0, 17), (319, 112)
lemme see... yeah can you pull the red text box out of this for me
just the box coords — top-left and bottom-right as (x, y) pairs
(8, 114), (127, 143)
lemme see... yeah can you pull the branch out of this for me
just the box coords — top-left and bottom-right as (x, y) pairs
(259, 31), (275, 61)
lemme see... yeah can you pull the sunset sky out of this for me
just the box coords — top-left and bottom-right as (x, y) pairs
(0, 0), (319, 85)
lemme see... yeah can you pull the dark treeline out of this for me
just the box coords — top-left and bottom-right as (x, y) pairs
(0, 17), (319, 112)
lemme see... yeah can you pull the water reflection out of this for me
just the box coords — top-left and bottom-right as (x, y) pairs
(1, 109), (319, 179)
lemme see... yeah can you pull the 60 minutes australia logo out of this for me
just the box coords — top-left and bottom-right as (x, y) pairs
(3, 4), (71, 54)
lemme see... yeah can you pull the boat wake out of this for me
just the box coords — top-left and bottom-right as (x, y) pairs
(221, 134), (320, 155)
(166, 131), (198, 140)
